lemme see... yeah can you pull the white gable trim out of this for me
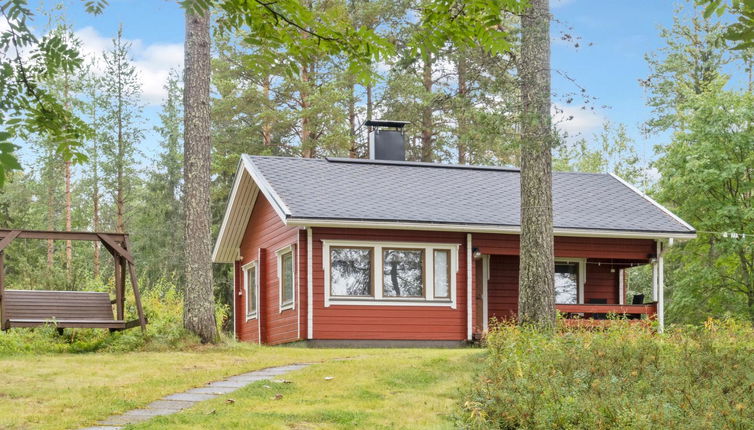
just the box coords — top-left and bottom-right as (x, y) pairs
(212, 157), (292, 263)
(608, 173), (695, 232)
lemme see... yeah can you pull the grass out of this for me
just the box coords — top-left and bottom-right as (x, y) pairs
(0, 344), (481, 430)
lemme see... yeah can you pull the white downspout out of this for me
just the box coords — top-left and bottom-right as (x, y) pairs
(466, 233), (473, 341)
(657, 240), (665, 333)
(307, 227), (313, 340)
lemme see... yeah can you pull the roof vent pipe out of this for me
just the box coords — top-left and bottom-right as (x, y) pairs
(366, 119), (409, 161)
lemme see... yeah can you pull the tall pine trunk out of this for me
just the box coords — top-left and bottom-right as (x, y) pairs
(456, 54), (468, 164)
(184, 7), (217, 343)
(262, 74), (272, 147)
(421, 52), (433, 162)
(518, 0), (555, 330)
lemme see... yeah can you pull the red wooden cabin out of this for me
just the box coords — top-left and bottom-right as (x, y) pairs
(213, 122), (695, 346)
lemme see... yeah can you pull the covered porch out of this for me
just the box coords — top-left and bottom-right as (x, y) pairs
(472, 235), (669, 333)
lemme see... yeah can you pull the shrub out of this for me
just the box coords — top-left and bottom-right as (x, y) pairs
(0, 278), (231, 355)
(459, 319), (754, 429)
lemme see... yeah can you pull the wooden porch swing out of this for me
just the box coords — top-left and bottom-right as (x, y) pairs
(0, 229), (147, 332)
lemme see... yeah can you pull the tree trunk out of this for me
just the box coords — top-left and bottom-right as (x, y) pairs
(517, 0), (555, 330)
(421, 52), (433, 162)
(300, 63), (315, 158)
(184, 8), (218, 343)
(64, 74), (72, 281)
(262, 73), (272, 147)
(457, 54), (468, 164)
(348, 81), (357, 158)
(46, 174), (54, 270)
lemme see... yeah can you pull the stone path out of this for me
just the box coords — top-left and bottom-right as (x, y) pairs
(80, 363), (312, 430)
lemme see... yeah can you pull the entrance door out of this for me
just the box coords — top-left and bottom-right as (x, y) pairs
(474, 255), (489, 334)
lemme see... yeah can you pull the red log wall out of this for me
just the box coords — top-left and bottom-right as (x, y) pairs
(235, 194), (302, 345)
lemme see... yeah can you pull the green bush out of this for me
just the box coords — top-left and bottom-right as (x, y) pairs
(0, 278), (230, 355)
(459, 319), (754, 429)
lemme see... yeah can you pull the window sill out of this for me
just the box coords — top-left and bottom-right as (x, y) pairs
(279, 302), (295, 313)
(245, 313), (258, 321)
(326, 298), (455, 308)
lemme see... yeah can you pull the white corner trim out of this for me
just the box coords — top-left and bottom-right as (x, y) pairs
(555, 257), (587, 304)
(232, 260), (238, 339)
(241, 155), (292, 220)
(466, 233), (472, 341)
(657, 240), (665, 333)
(242, 260), (259, 322)
(276, 244), (296, 312)
(609, 172), (695, 232)
(307, 227), (313, 339)
(321, 239), (459, 308)
(296, 232), (301, 339)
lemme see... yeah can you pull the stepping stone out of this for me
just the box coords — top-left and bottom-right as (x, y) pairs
(99, 414), (152, 426)
(124, 408), (176, 417)
(207, 380), (249, 388)
(226, 374), (267, 383)
(80, 427), (122, 430)
(146, 400), (195, 410)
(186, 386), (239, 395)
(163, 392), (217, 402)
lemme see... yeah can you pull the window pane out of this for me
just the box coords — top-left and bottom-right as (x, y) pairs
(330, 247), (372, 296)
(282, 252), (293, 304)
(555, 262), (578, 304)
(433, 250), (450, 298)
(247, 266), (256, 315)
(383, 249), (424, 297)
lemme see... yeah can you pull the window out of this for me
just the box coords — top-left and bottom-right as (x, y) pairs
(330, 247), (372, 296)
(277, 246), (295, 311)
(322, 240), (458, 307)
(433, 250), (450, 299)
(383, 248), (424, 297)
(555, 261), (579, 304)
(243, 262), (258, 320)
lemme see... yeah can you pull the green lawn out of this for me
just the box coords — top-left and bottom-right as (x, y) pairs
(0, 345), (481, 430)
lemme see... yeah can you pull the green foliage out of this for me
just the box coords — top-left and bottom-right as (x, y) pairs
(459, 320), (754, 429)
(698, 0), (754, 49)
(655, 87), (754, 322)
(0, 0), (92, 185)
(0, 278), (230, 355)
(554, 121), (648, 187)
(191, 0), (394, 80)
(641, 4), (729, 133)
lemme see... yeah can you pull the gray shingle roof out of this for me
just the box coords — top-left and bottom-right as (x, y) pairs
(244, 155), (694, 235)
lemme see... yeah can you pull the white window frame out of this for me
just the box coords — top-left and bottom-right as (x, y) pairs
(242, 260), (259, 321)
(322, 240), (459, 308)
(554, 257), (586, 304)
(276, 244), (296, 312)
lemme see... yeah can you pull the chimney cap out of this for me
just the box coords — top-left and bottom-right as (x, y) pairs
(365, 119), (410, 128)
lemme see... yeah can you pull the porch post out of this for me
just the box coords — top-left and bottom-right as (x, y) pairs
(657, 240), (665, 333)
(651, 260), (658, 302)
(618, 269), (625, 305)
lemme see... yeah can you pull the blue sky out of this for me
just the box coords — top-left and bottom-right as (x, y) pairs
(56, 0), (705, 164)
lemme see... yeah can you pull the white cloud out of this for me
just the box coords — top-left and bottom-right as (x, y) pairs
(0, 17), (10, 33)
(74, 26), (183, 106)
(552, 104), (604, 141)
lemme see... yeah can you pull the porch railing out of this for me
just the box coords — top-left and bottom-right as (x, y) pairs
(556, 303), (658, 320)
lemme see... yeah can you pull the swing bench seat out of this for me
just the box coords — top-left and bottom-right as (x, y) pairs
(1, 289), (138, 330)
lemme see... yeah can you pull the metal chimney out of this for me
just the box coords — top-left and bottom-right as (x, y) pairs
(366, 119), (409, 161)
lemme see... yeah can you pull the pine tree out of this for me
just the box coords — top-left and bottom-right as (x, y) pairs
(101, 25), (144, 234)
